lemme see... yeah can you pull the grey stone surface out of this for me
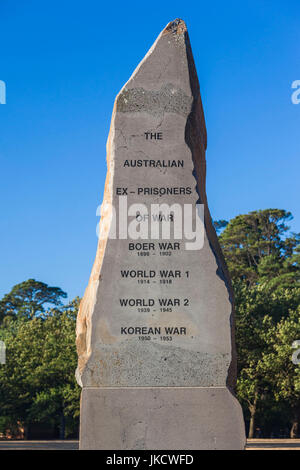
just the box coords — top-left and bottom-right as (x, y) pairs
(80, 387), (245, 450)
(76, 18), (234, 389)
(76, 18), (246, 449)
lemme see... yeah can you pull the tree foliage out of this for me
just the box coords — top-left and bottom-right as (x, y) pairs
(262, 307), (300, 437)
(0, 297), (80, 438)
(218, 209), (300, 437)
(219, 209), (299, 287)
(0, 279), (67, 323)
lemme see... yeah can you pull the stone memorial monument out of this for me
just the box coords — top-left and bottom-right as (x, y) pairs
(76, 18), (245, 450)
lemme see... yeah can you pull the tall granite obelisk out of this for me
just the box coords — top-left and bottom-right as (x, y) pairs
(76, 19), (245, 450)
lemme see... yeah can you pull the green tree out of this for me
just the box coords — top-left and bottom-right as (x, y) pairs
(0, 297), (80, 438)
(0, 279), (67, 323)
(219, 209), (300, 437)
(262, 307), (300, 438)
(219, 209), (299, 287)
(213, 219), (228, 234)
(235, 284), (275, 437)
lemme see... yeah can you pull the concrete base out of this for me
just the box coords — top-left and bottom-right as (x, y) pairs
(79, 387), (246, 450)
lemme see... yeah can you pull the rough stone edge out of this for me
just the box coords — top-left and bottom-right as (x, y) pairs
(76, 19), (237, 392)
(182, 27), (237, 392)
(75, 19), (189, 385)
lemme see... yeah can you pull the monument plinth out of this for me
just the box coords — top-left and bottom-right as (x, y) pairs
(76, 18), (245, 450)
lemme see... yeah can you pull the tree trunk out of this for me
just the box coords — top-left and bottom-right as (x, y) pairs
(290, 410), (299, 439)
(248, 411), (256, 438)
(248, 396), (258, 438)
(59, 412), (65, 440)
(24, 423), (30, 440)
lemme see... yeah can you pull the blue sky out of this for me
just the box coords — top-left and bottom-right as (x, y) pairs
(0, 0), (299, 301)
